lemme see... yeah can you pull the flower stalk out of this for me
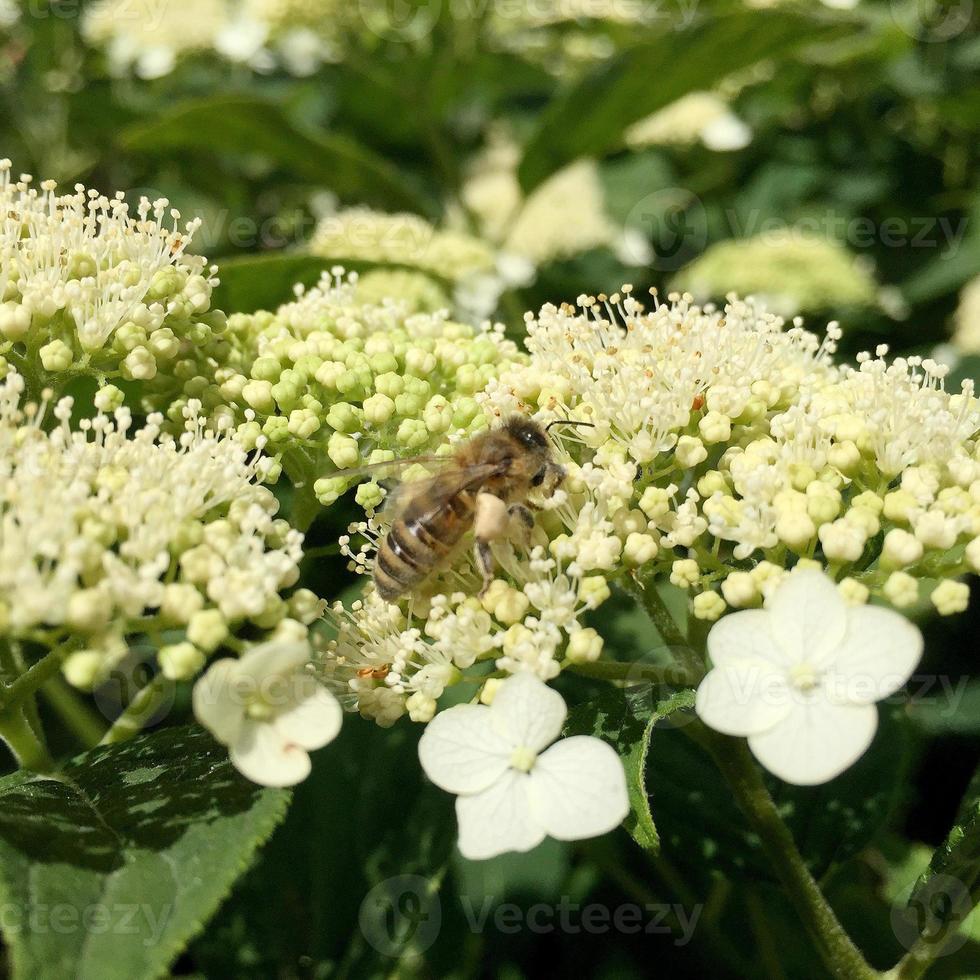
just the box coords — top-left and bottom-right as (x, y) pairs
(704, 730), (878, 980)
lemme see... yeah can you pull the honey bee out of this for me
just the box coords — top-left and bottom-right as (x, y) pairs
(348, 417), (586, 601)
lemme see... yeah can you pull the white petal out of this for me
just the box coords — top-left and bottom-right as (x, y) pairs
(695, 660), (792, 736)
(828, 606), (923, 704)
(229, 719), (312, 787)
(273, 685), (343, 750)
(527, 736), (629, 841)
(767, 570), (847, 666)
(489, 673), (566, 752)
(236, 641), (310, 683)
(418, 704), (511, 795)
(455, 770), (545, 860)
(192, 659), (244, 746)
(707, 609), (785, 668)
(747, 698), (878, 786)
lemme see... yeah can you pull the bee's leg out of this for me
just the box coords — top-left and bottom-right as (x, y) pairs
(474, 539), (495, 596)
(508, 503), (534, 529)
(474, 493), (508, 596)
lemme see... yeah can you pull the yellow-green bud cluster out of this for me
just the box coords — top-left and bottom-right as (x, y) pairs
(671, 231), (880, 316)
(186, 270), (523, 503)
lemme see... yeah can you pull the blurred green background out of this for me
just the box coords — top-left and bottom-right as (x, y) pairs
(3, 0), (980, 977)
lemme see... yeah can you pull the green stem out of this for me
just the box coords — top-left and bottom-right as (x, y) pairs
(705, 732), (877, 980)
(99, 676), (169, 745)
(0, 707), (54, 772)
(40, 677), (106, 749)
(565, 658), (701, 687)
(0, 642), (76, 712)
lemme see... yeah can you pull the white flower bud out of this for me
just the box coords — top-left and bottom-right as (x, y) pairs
(698, 411), (731, 444)
(670, 559), (700, 589)
(883, 571), (919, 608)
(62, 650), (104, 690)
(838, 578), (869, 606)
(566, 628), (603, 664)
(624, 532), (658, 565)
(881, 528), (924, 568)
(931, 580), (970, 616)
(675, 436), (708, 468)
(818, 519), (867, 562)
(40, 339), (74, 373)
(159, 641), (206, 681)
(913, 510), (958, 550)
(186, 609), (229, 653)
(721, 571), (758, 608)
(692, 591), (726, 621)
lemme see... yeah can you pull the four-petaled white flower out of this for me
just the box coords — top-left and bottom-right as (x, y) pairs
(418, 672), (629, 860)
(193, 641), (341, 787)
(696, 569), (923, 785)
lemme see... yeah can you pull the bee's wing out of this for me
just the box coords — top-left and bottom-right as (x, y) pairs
(381, 461), (507, 524)
(327, 454), (451, 484)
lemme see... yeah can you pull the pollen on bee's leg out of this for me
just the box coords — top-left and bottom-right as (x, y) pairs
(474, 492), (509, 541)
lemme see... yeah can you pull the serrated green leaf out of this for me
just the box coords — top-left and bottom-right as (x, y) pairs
(518, 10), (850, 191)
(564, 687), (696, 854)
(0, 726), (290, 980)
(119, 95), (428, 213)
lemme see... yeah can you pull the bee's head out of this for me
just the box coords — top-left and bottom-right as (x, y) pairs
(505, 416), (550, 451)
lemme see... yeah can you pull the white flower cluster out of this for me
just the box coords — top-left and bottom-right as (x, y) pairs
(82, 0), (349, 78)
(0, 370), (311, 689)
(625, 91), (752, 153)
(308, 208), (520, 322)
(953, 274), (980, 356)
(672, 231), (880, 316)
(455, 134), (649, 267)
(0, 162), (225, 407)
(323, 531), (611, 726)
(479, 290), (980, 620)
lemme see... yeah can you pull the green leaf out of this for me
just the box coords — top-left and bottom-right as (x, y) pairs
(119, 95), (429, 213)
(0, 726), (290, 980)
(191, 716), (456, 979)
(518, 10), (850, 191)
(564, 687), (696, 854)
(647, 706), (910, 884)
(906, 765), (980, 944)
(211, 252), (334, 314)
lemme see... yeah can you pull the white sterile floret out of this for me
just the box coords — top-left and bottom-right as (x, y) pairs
(418, 673), (628, 860)
(696, 570), (923, 785)
(193, 641), (341, 786)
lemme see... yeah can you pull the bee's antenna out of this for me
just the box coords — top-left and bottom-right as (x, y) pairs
(545, 419), (595, 432)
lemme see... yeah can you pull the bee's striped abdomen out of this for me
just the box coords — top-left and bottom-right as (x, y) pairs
(374, 494), (473, 601)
